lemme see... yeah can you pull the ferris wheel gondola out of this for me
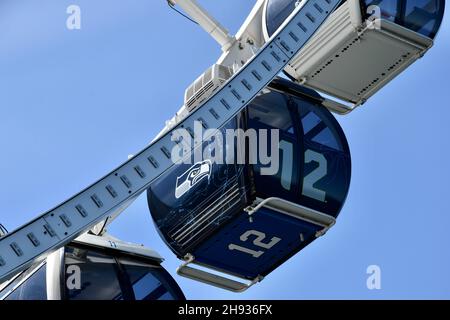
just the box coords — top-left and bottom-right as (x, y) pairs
(0, 234), (185, 300)
(262, 0), (445, 106)
(147, 78), (351, 291)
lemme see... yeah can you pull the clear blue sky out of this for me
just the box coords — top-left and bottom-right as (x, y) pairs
(0, 0), (449, 299)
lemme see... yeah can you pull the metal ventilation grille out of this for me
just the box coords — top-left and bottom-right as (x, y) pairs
(169, 182), (241, 248)
(185, 64), (233, 112)
(186, 81), (215, 110)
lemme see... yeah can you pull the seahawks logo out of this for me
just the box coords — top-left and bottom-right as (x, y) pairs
(175, 160), (212, 199)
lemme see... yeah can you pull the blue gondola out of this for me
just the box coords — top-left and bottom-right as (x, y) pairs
(0, 235), (185, 300)
(147, 79), (351, 291)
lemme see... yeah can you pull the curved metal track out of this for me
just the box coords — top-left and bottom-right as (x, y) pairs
(0, 0), (341, 283)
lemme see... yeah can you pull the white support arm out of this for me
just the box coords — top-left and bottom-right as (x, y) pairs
(168, 0), (235, 51)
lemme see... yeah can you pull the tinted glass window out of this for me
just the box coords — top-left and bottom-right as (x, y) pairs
(266, 0), (299, 37)
(0, 273), (25, 299)
(363, 0), (445, 38)
(301, 110), (342, 151)
(403, 0), (444, 38)
(120, 259), (184, 300)
(65, 246), (124, 300)
(249, 91), (295, 136)
(64, 245), (184, 300)
(248, 90), (300, 203)
(4, 264), (47, 300)
(365, 0), (399, 22)
(296, 97), (351, 216)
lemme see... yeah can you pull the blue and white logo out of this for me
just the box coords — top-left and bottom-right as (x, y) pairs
(175, 160), (212, 199)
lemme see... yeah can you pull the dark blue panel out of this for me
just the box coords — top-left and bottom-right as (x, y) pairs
(193, 207), (322, 279)
(147, 116), (252, 257)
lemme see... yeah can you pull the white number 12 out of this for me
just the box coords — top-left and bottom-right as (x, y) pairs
(228, 230), (281, 258)
(302, 149), (327, 202)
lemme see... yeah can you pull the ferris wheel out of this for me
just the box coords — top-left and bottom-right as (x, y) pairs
(0, 0), (445, 299)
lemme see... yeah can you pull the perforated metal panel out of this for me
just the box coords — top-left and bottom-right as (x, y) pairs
(284, 1), (434, 105)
